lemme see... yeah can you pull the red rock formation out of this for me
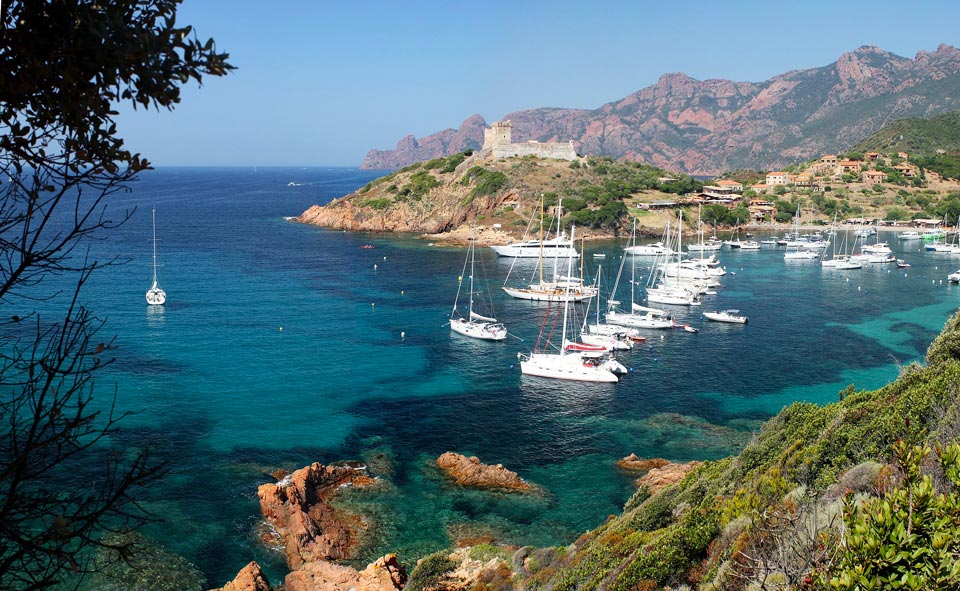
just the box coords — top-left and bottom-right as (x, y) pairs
(212, 561), (273, 591)
(436, 452), (533, 492)
(361, 44), (960, 174)
(615, 454), (671, 473)
(284, 554), (407, 591)
(257, 462), (373, 570)
(362, 114), (489, 170)
(636, 461), (701, 494)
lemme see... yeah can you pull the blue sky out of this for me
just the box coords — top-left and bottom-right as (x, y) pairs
(116, 0), (960, 167)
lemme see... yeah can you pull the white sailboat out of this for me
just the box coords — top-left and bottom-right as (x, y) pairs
(450, 229), (507, 341)
(519, 226), (619, 383)
(576, 268), (634, 351)
(784, 206), (818, 260)
(605, 219), (675, 329)
(647, 211), (701, 306)
(502, 198), (595, 302)
(145, 208), (166, 306)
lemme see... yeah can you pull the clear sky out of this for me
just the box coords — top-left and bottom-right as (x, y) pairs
(115, 0), (960, 167)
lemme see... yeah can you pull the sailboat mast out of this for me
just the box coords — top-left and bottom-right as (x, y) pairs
(675, 210), (683, 287)
(468, 228), (476, 320)
(552, 197), (563, 283)
(151, 208), (159, 285)
(629, 220), (637, 305)
(539, 195), (545, 285)
(559, 225), (575, 353)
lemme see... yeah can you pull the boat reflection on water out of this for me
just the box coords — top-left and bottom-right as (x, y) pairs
(146, 302), (166, 325)
(518, 372), (617, 411)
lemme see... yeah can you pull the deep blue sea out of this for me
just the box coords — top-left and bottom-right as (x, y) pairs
(57, 167), (960, 585)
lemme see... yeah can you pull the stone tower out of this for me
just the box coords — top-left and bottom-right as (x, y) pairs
(482, 120), (512, 150)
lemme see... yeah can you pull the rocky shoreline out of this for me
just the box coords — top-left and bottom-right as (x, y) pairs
(213, 452), (699, 590)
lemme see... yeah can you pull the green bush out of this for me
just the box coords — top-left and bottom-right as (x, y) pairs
(460, 166), (509, 197)
(361, 197), (393, 210)
(824, 442), (960, 590)
(408, 551), (457, 591)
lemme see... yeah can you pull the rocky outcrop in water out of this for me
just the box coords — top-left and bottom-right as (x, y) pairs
(436, 452), (533, 492)
(615, 454), (671, 473)
(284, 554), (407, 591)
(361, 44), (960, 174)
(257, 462), (376, 569)
(212, 561), (273, 591)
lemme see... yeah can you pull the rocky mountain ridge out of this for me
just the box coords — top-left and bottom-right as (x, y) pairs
(361, 44), (960, 174)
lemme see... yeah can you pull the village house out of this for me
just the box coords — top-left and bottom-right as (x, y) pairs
(790, 172), (814, 187)
(893, 164), (917, 178)
(837, 160), (862, 174)
(820, 154), (838, 165)
(898, 152), (909, 161)
(701, 179), (744, 200)
(865, 152), (880, 161)
(863, 170), (887, 185)
(747, 198), (777, 221)
(716, 179), (743, 192)
(765, 171), (789, 185)
(750, 182), (770, 194)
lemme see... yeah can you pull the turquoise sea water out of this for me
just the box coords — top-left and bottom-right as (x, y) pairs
(58, 167), (960, 585)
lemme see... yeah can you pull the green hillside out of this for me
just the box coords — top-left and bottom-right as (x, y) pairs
(853, 110), (960, 179)
(413, 314), (960, 590)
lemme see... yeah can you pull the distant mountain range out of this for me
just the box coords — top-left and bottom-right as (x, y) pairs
(361, 44), (960, 175)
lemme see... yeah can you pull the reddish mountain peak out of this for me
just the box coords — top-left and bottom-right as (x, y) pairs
(458, 114), (488, 131)
(361, 43), (960, 173)
(656, 72), (697, 89)
(915, 43), (960, 63)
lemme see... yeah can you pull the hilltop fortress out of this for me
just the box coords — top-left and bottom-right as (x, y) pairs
(479, 120), (579, 161)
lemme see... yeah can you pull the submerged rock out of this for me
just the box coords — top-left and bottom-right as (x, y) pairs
(212, 561), (273, 591)
(257, 462), (376, 569)
(436, 452), (533, 492)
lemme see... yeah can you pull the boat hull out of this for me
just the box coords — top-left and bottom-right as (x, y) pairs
(502, 286), (594, 302)
(703, 311), (747, 324)
(605, 311), (674, 329)
(450, 319), (507, 341)
(490, 244), (579, 258)
(520, 353), (618, 383)
(146, 286), (166, 306)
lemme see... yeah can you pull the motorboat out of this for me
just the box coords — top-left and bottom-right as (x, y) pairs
(491, 233), (578, 258)
(625, 241), (674, 256)
(898, 231), (921, 240)
(949, 271), (960, 283)
(703, 310), (748, 324)
(784, 249), (819, 260)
